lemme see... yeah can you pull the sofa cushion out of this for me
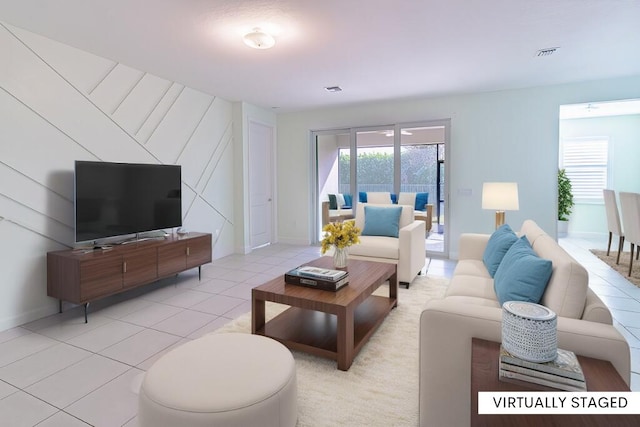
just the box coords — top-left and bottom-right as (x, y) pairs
(336, 193), (346, 208)
(447, 273), (496, 301)
(520, 219), (548, 247)
(444, 295), (502, 308)
(343, 194), (352, 207)
(483, 224), (518, 277)
(453, 259), (492, 278)
(349, 235), (398, 259)
(533, 234), (589, 319)
(494, 236), (553, 306)
(362, 205), (402, 237)
(328, 194), (338, 210)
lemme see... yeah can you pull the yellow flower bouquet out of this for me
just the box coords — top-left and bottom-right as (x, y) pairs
(320, 221), (361, 254)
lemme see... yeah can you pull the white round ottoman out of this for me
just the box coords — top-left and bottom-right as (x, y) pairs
(138, 333), (297, 427)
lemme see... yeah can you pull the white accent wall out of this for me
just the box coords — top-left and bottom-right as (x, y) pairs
(277, 75), (640, 256)
(0, 22), (236, 330)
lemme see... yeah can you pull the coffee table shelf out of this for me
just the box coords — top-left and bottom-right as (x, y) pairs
(252, 257), (397, 370)
(255, 294), (395, 360)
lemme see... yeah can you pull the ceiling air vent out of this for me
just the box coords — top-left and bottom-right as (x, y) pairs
(325, 86), (342, 93)
(536, 47), (559, 57)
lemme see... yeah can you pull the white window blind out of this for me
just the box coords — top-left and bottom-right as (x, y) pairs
(561, 138), (608, 202)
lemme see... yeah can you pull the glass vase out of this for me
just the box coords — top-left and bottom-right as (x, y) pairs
(333, 246), (349, 269)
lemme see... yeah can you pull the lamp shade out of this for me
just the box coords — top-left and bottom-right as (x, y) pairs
(482, 182), (519, 211)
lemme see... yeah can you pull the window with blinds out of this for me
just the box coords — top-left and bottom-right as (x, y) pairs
(560, 138), (609, 202)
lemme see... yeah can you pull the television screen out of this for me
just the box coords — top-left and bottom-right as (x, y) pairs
(75, 161), (182, 242)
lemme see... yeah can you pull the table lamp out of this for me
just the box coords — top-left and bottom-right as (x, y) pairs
(482, 182), (519, 229)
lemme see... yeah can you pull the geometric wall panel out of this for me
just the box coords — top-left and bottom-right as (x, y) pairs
(0, 22), (235, 331)
(89, 63), (145, 115)
(146, 87), (214, 164)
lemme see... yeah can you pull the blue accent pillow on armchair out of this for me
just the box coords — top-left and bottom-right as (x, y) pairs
(493, 236), (553, 306)
(415, 192), (429, 211)
(391, 193), (397, 204)
(362, 206), (402, 238)
(483, 224), (518, 277)
(328, 194), (338, 210)
(359, 192), (368, 203)
(343, 194), (352, 208)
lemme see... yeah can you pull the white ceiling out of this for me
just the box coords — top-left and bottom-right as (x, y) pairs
(1, 0), (639, 112)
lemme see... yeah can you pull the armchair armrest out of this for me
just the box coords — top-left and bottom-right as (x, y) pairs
(398, 220), (426, 284)
(424, 204), (433, 232)
(458, 233), (490, 260)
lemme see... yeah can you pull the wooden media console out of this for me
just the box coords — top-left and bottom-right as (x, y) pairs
(47, 232), (212, 322)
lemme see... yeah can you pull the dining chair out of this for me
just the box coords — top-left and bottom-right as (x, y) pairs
(618, 192), (640, 277)
(603, 189), (625, 264)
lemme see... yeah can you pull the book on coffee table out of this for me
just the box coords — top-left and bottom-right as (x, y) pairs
(295, 266), (348, 281)
(285, 268), (349, 291)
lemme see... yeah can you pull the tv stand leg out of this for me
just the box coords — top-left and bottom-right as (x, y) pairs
(199, 266), (202, 281)
(59, 299), (62, 314)
(84, 302), (90, 323)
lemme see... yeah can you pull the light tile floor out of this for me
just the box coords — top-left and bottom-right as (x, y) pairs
(0, 234), (637, 426)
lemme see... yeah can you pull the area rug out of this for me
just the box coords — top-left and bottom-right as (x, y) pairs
(590, 249), (640, 288)
(213, 275), (449, 427)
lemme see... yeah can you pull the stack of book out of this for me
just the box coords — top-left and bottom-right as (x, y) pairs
(499, 345), (587, 391)
(284, 266), (349, 291)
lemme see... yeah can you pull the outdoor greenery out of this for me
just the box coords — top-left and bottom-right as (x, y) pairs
(558, 168), (575, 221)
(338, 145), (439, 191)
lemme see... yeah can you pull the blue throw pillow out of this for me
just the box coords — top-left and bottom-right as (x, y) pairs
(328, 194), (338, 210)
(391, 193), (397, 204)
(362, 206), (403, 238)
(483, 224), (518, 277)
(344, 194), (352, 207)
(415, 192), (429, 211)
(494, 236), (553, 306)
(359, 191), (368, 203)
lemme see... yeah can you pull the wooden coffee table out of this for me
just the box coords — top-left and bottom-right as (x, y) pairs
(251, 257), (397, 370)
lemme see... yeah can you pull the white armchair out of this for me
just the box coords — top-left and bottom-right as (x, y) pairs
(366, 192), (393, 204)
(348, 203), (426, 287)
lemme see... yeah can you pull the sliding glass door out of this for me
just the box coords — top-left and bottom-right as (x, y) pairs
(356, 127), (395, 200)
(312, 120), (449, 257)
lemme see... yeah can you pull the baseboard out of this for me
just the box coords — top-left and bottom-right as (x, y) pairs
(0, 301), (58, 332)
(277, 236), (311, 245)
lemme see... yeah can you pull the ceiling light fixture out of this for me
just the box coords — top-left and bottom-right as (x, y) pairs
(243, 28), (275, 49)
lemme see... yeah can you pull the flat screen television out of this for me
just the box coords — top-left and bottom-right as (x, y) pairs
(74, 161), (182, 243)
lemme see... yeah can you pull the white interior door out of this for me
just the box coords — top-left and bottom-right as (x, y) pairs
(249, 121), (273, 248)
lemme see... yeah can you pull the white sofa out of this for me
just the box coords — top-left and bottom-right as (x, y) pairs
(348, 203), (426, 287)
(419, 220), (631, 427)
